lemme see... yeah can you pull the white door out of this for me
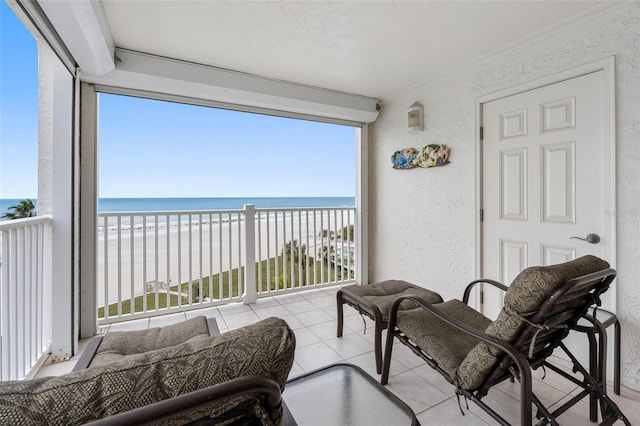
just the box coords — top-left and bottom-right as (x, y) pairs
(482, 70), (610, 320)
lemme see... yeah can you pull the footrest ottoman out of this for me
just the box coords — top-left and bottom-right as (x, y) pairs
(337, 280), (443, 373)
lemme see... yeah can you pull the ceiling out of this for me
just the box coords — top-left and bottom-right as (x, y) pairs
(99, 1), (613, 100)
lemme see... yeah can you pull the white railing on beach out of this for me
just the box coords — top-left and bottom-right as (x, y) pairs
(98, 205), (356, 324)
(0, 216), (52, 381)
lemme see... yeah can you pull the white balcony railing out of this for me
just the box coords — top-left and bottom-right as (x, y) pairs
(0, 216), (52, 381)
(98, 205), (356, 324)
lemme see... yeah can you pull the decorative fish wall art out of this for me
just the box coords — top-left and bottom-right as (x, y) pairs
(391, 144), (450, 169)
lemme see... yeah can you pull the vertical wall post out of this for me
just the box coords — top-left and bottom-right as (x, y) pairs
(39, 41), (75, 361)
(243, 204), (257, 304)
(79, 83), (98, 338)
(355, 125), (369, 285)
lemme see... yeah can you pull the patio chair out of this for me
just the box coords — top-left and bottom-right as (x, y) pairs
(380, 255), (630, 426)
(0, 316), (295, 425)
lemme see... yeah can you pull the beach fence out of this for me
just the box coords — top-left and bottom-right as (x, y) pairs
(97, 205), (356, 324)
(0, 216), (52, 380)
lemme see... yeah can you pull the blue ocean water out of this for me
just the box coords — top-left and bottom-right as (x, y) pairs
(1, 197), (354, 216)
(99, 197), (354, 212)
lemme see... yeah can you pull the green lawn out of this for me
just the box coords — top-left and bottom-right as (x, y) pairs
(98, 255), (346, 319)
(98, 293), (183, 318)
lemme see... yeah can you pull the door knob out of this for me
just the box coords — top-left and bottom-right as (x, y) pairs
(570, 233), (600, 244)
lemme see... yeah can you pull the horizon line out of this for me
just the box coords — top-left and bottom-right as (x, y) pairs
(1, 195), (356, 201)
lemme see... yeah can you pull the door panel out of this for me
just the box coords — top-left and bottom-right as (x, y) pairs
(482, 71), (606, 320)
(500, 148), (527, 220)
(541, 141), (575, 223)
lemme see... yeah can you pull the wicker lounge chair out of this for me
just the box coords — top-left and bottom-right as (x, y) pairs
(381, 255), (630, 426)
(0, 316), (295, 425)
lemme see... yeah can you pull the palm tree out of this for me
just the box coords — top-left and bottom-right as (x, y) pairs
(1, 199), (36, 220)
(341, 224), (354, 242)
(321, 244), (335, 265)
(281, 240), (312, 285)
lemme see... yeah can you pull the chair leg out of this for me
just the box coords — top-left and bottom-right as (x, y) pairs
(336, 291), (344, 338)
(380, 343), (392, 385)
(585, 328), (599, 422)
(374, 319), (383, 374)
(614, 319), (621, 395)
(530, 390), (559, 426)
(380, 324), (396, 385)
(558, 342), (631, 426)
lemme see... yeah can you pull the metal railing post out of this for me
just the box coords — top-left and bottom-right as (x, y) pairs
(243, 204), (257, 304)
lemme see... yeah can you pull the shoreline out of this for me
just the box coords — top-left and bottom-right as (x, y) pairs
(97, 209), (353, 234)
(97, 213), (354, 306)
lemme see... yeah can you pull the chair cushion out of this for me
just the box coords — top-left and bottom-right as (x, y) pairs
(90, 315), (211, 368)
(456, 255), (610, 390)
(0, 317), (295, 425)
(396, 299), (492, 379)
(342, 280), (444, 321)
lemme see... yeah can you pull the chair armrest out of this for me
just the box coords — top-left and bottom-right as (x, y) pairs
(387, 295), (532, 397)
(462, 279), (508, 305)
(387, 295), (533, 425)
(72, 336), (103, 372)
(388, 295), (522, 362)
(85, 375), (282, 426)
(207, 317), (221, 336)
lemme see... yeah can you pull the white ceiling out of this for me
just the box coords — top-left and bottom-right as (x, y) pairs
(99, 1), (614, 100)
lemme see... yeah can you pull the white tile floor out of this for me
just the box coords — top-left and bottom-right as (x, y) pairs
(38, 285), (640, 425)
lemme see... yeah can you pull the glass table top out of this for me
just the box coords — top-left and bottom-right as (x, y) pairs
(283, 363), (418, 426)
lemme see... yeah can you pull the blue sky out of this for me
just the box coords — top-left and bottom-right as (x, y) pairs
(1, 1), (39, 199)
(99, 94), (356, 198)
(1, 2), (356, 200)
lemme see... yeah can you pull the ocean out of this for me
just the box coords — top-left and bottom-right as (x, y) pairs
(1, 197), (355, 216)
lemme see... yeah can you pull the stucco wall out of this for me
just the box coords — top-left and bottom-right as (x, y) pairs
(369, 3), (639, 390)
(38, 39), (54, 216)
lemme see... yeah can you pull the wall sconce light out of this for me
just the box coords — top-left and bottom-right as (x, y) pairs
(408, 101), (424, 131)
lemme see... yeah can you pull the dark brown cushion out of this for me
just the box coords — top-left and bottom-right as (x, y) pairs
(397, 299), (492, 378)
(456, 255), (610, 390)
(343, 280), (444, 321)
(0, 317), (295, 425)
(90, 315), (211, 368)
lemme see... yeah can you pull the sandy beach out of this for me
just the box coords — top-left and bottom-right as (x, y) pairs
(97, 210), (355, 306)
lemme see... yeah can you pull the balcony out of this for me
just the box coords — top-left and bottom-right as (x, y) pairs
(0, 216), (52, 381)
(0, 204), (356, 379)
(33, 285), (640, 425)
(97, 204), (357, 324)
(3, 211), (640, 425)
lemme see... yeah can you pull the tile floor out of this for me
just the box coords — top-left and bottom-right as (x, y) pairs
(39, 285), (640, 425)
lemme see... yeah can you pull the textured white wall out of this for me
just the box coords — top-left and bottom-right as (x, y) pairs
(369, 3), (640, 390)
(37, 38), (77, 360)
(38, 39), (54, 216)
